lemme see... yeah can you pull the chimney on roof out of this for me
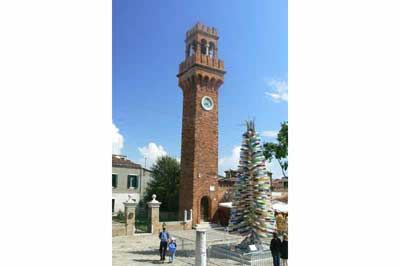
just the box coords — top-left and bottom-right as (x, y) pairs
(113, 154), (127, 160)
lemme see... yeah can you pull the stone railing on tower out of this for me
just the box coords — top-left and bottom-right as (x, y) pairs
(178, 54), (224, 75)
(186, 22), (218, 38)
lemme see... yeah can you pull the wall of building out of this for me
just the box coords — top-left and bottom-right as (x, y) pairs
(141, 168), (152, 199)
(112, 166), (142, 193)
(112, 166), (153, 213)
(272, 178), (288, 192)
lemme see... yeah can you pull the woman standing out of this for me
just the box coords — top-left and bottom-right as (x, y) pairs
(280, 234), (288, 266)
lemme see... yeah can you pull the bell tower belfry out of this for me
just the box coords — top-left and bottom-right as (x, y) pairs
(177, 22), (226, 225)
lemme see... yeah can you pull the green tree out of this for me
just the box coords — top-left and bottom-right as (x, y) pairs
(263, 121), (288, 178)
(144, 156), (180, 212)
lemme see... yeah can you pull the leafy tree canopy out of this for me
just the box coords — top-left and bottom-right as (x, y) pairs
(144, 156), (180, 212)
(263, 121), (288, 178)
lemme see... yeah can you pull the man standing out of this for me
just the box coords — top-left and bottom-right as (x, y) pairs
(159, 227), (170, 261)
(270, 232), (282, 266)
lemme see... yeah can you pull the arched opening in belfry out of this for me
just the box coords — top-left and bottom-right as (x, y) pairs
(200, 39), (207, 55)
(200, 196), (210, 222)
(190, 41), (197, 56)
(186, 44), (191, 57)
(209, 42), (215, 57)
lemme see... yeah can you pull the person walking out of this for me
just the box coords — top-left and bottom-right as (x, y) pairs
(276, 212), (285, 236)
(280, 234), (288, 266)
(270, 232), (282, 266)
(159, 227), (170, 261)
(168, 237), (177, 263)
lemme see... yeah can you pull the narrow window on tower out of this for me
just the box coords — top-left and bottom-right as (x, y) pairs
(209, 42), (215, 58)
(200, 39), (207, 55)
(191, 41), (196, 56)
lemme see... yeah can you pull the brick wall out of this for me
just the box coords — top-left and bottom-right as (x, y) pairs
(178, 71), (225, 225)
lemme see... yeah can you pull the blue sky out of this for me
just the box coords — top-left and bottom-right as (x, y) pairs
(112, 0), (287, 177)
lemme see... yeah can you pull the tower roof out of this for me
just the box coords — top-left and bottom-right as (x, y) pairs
(186, 22), (218, 40)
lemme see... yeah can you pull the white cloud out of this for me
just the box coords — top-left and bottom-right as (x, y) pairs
(138, 142), (167, 168)
(265, 79), (288, 103)
(112, 122), (124, 155)
(265, 159), (286, 179)
(218, 145), (241, 174)
(218, 145), (285, 178)
(261, 130), (278, 138)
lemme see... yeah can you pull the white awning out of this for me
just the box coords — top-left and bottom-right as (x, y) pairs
(272, 201), (288, 212)
(218, 201), (288, 212)
(218, 202), (232, 208)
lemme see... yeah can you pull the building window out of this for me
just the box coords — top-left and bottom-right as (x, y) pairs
(127, 175), (138, 189)
(112, 174), (118, 188)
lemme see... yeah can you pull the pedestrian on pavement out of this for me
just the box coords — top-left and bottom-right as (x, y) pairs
(168, 237), (177, 263)
(280, 234), (288, 266)
(159, 227), (170, 261)
(276, 212), (285, 235)
(270, 232), (282, 266)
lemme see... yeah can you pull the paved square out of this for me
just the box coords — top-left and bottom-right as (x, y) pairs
(112, 228), (244, 266)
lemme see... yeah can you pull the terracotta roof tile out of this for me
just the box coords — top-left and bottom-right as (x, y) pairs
(112, 155), (142, 169)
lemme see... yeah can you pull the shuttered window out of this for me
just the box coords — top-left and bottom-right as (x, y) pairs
(112, 174), (118, 188)
(127, 175), (138, 188)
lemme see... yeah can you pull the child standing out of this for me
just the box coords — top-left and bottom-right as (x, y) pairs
(168, 237), (177, 263)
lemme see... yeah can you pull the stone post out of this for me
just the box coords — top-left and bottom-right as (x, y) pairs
(184, 209), (188, 223)
(189, 209), (193, 221)
(195, 229), (207, 266)
(147, 194), (161, 234)
(123, 195), (137, 235)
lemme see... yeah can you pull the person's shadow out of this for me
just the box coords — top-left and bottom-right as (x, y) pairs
(131, 258), (164, 264)
(128, 249), (158, 255)
(129, 249), (164, 264)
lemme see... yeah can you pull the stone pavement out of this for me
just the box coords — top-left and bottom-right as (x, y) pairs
(112, 228), (244, 266)
(112, 233), (192, 266)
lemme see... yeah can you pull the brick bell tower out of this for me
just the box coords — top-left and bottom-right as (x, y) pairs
(177, 22), (226, 225)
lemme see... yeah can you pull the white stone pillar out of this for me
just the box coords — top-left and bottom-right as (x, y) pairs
(123, 195), (137, 235)
(195, 229), (207, 266)
(190, 209), (193, 221)
(147, 194), (161, 234)
(184, 209), (188, 222)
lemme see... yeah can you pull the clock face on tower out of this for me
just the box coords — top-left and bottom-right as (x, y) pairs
(201, 96), (214, 111)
